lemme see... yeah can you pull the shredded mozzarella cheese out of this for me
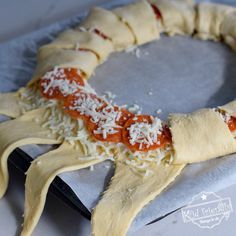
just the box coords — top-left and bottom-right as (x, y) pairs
(128, 117), (162, 149)
(19, 66), (174, 175)
(41, 67), (82, 97)
(67, 93), (104, 119)
(93, 105), (122, 139)
(19, 87), (57, 113)
(128, 104), (141, 114)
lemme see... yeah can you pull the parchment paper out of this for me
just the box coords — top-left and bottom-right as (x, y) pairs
(1, 0), (236, 233)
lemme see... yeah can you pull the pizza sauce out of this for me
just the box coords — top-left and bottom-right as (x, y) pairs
(39, 67), (236, 152)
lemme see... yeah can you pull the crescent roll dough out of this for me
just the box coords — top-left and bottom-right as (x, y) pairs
(80, 7), (135, 51)
(0, 108), (60, 198)
(92, 161), (185, 236)
(219, 100), (236, 116)
(29, 49), (98, 85)
(39, 30), (114, 62)
(113, 0), (160, 45)
(195, 2), (235, 41)
(0, 87), (37, 118)
(221, 11), (236, 51)
(148, 0), (196, 36)
(169, 108), (236, 164)
(21, 142), (105, 236)
(0, 91), (23, 118)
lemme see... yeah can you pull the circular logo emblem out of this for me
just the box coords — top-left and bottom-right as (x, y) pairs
(181, 191), (233, 229)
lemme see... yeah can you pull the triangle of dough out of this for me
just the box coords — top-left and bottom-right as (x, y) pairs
(92, 161), (185, 236)
(0, 88), (28, 118)
(21, 141), (107, 236)
(0, 108), (60, 198)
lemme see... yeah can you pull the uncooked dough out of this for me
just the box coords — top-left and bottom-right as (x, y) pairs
(113, 0), (160, 45)
(0, 91), (23, 118)
(148, 0), (196, 36)
(81, 7), (135, 51)
(92, 161), (185, 236)
(29, 49), (98, 85)
(21, 142), (106, 236)
(0, 108), (60, 198)
(195, 2), (235, 41)
(40, 29), (114, 62)
(169, 108), (236, 164)
(219, 100), (236, 116)
(221, 11), (236, 51)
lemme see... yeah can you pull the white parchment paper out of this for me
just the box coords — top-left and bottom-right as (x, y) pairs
(1, 0), (236, 233)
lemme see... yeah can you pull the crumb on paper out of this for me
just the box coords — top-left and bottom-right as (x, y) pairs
(78, 26), (87, 32)
(156, 109), (162, 115)
(128, 103), (142, 114)
(103, 91), (117, 100)
(125, 46), (149, 59)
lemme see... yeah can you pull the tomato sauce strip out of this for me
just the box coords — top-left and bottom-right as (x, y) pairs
(151, 4), (162, 20)
(39, 68), (236, 153)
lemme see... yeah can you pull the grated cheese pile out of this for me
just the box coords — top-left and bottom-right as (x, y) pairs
(128, 117), (163, 149)
(128, 104), (141, 114)
(40, 105), (172, 176)
(20, 66), (175, 175)
(42, 106), (111, 158)
(123, 144), (174, 177)
(93, 105), (122, 139)
(18, 87), (57, 113)
(68, 92), (105, 119)
(67, 93), (123, 139)
(125, 45), (149, 58)
(40, 67), (82, 97)
(40, 102), (123, 161)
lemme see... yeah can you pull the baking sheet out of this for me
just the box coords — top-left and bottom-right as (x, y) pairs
(1, 0), (236, 233)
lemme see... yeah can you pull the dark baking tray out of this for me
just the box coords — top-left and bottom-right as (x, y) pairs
(8, 149), (180, 222)
(9, 148), (91, 219)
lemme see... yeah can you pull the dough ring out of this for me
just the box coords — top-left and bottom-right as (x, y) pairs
(0, 0), (236, 235)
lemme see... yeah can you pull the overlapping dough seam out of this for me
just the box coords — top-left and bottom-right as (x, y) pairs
(169, 108), (236, 164)
(113, 0), (160, 45)
(80, 7), (135, 51)
(114, 14), (138, 45)
(148, 0), (196, 36)
(29, 49), (99, 86)
(39, 29), (114, 63)
(195, 2), (236, 41)
(220, 11), (236, 51)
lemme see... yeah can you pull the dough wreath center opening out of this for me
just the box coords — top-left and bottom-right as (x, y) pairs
(89, 35), (236, 119)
